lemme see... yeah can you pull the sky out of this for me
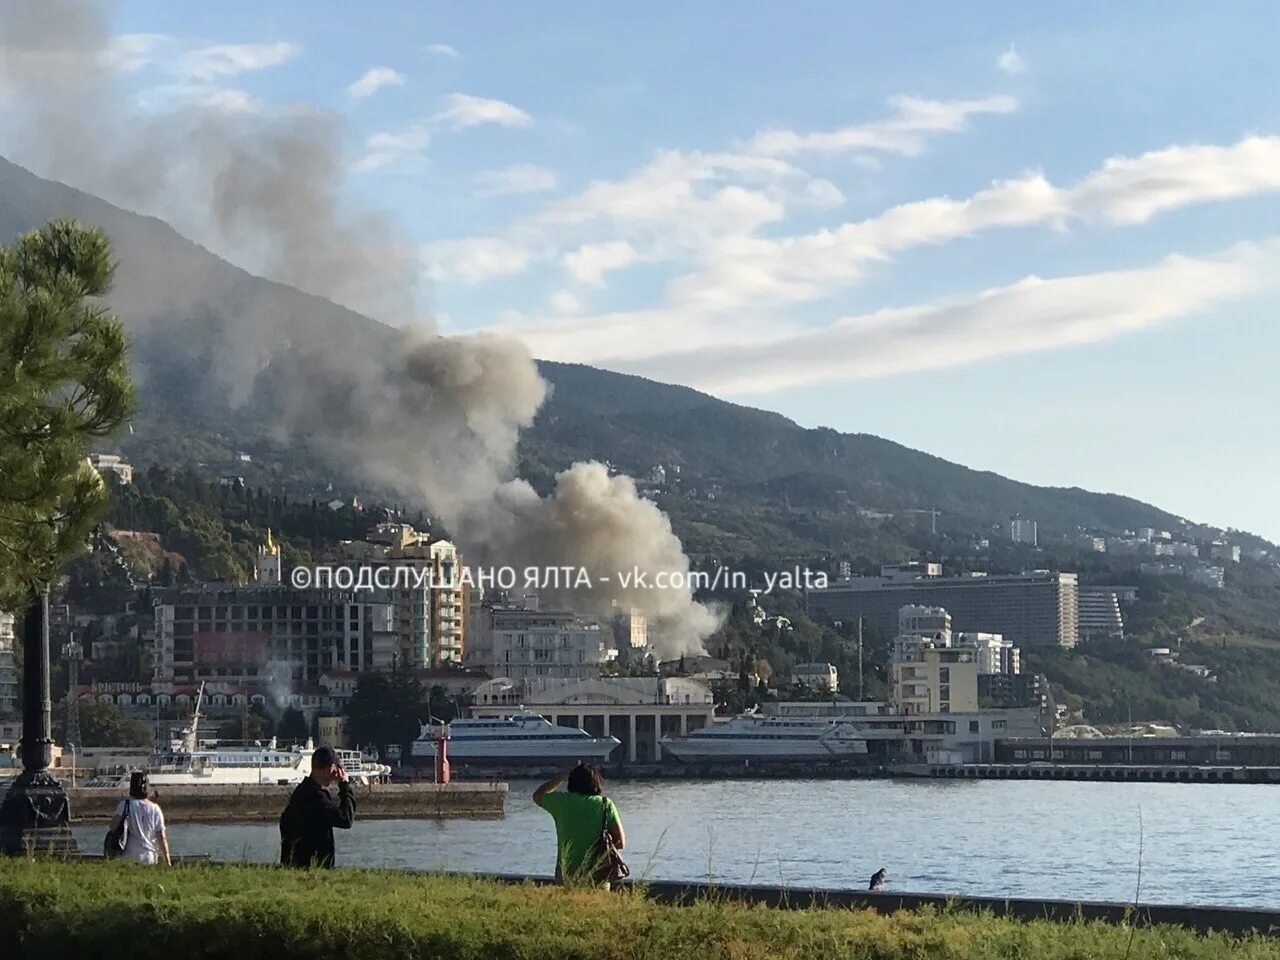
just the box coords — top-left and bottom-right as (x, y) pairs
(55, 2), (1280, 539)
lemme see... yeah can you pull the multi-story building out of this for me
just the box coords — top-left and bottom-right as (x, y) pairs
(1009, 518), (1038, 546)
(336, 524), (466, 667)
(466, 603), (613, 681)
(955, 632), (1016, 675)
(1077, 587), (1125, 640)
(892, 604), (951, 662)
(1210, 542), (1241, 564)
(978, 672), (1053, 722)
(1189, 565), (1226, 590)
(153, 587), (398, 686)
(809, 567), (1079, 648)
(791, 662), (839, 693)
(0, 612), (17, 716)
(892, 644), (979, 715)
(610, 608), (648, 654)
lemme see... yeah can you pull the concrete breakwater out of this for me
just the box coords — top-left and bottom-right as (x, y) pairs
(69, 781), (506, 822)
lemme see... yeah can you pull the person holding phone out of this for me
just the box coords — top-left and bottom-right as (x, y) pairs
(534, 762), (626, 886)
(279, 746), (356, 868)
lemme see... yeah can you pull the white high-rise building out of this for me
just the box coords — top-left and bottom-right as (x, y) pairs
(1009, 518), (1038, 546)
(955, 631), (1017, 675)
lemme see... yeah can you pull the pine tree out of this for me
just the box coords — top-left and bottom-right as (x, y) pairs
(0, 220), (135, 612)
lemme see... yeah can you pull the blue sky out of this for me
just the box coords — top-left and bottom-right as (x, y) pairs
(96, 3), (1280, 540)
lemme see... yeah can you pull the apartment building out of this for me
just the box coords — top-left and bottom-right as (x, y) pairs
(466, 604), (613, 681)
(809, 566), (1078, 648)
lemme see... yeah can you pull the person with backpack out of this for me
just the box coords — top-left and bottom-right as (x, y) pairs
(106, 772), (171, 866)
(279, 746), (356, 868)
(533, 762), (627, 887)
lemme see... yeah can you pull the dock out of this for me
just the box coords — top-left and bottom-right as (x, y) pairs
(895, 762), (1280, 783)
(68, 781), (506, 822)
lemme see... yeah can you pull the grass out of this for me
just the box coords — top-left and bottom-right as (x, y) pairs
(3, 860), (1280, 960)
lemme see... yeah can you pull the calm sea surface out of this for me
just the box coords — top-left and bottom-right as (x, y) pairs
(73, 778), (1280, 908)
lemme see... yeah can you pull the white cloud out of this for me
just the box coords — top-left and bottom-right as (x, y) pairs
(434, 92), (533, 129)
(424, 237), (535, 285)
(173, 41), (299, 82)
(475, 164), (557, 197)
(425, 43), (460, 59)
(103, 33), (174, 74)
(1071, 136), (1280, 225)
(612, 241), (1280, 394)
(748, 94), (1018, 157)
(422, 96), (1015, 295)
(563, 241), (641, 285)
(352, 124), (430, 173)
(663, 134), (1280, 316)
(135, 83), (267, 115)
(550, 290), (583, 314)
(998, 44), (1027, 75)
(490, 133), (1280, 376)
(347, 66), (405, 101)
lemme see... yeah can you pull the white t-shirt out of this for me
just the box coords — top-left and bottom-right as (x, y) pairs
(114, 798), (166, 865)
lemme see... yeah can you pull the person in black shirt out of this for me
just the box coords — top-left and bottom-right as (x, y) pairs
(280, 746), (356, 868)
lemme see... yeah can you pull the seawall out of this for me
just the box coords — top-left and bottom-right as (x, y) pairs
(69, 781), (506, 822)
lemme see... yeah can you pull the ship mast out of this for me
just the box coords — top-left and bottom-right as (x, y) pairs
(181, 681), (206, 753)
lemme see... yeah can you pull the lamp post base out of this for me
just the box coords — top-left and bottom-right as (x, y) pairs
(0, 769), (78, 857)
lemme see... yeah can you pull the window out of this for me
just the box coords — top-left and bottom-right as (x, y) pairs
(939, 667), (950, 683)
(969, 720), (980, 733)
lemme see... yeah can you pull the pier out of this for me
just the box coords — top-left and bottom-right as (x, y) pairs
(68, 781), (506, 822)
(899, 762), (1280, 783)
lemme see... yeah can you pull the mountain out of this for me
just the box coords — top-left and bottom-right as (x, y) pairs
(0, 156), (1250, 555)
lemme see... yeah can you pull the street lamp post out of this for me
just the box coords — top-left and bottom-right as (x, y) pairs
(0, 592), (76, 854)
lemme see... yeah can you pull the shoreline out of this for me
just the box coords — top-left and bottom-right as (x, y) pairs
(66, 781), (506, 823)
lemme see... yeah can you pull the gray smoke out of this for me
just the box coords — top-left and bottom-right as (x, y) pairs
(0, 0), (718, 655)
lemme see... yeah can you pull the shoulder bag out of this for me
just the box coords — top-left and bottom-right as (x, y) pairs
(591, 797), (629, 885)
(104, 798), (130, 859)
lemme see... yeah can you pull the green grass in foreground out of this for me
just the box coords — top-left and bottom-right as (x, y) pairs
(2, 861), (1278, 960)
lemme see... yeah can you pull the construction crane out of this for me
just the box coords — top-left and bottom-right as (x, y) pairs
(901, 507), (941, 535)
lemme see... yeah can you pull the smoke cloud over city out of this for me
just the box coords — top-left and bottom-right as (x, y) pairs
(0, 0), (719, 655)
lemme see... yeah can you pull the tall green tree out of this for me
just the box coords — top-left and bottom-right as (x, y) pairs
(344, 669), (424, 754)
(0, 220), (134, 612)
(53, 698), (153, 748)
(276, 707), (311, 744)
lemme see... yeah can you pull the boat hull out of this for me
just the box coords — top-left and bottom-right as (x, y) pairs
(411, 737), (620, 763)
(659, 737), (836, 762)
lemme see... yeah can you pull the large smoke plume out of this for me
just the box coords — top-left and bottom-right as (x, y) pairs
(0, 0), (719, 654)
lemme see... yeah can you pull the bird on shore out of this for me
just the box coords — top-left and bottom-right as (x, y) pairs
(869, 868), (886, 890)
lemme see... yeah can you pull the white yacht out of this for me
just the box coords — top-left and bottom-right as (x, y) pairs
(84, 683), (391, 787)
(411, 713), (619, 764)
(659, 711), (851, 762)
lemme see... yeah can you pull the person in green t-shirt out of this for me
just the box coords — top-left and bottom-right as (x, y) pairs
(534, 763), (626, 885)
